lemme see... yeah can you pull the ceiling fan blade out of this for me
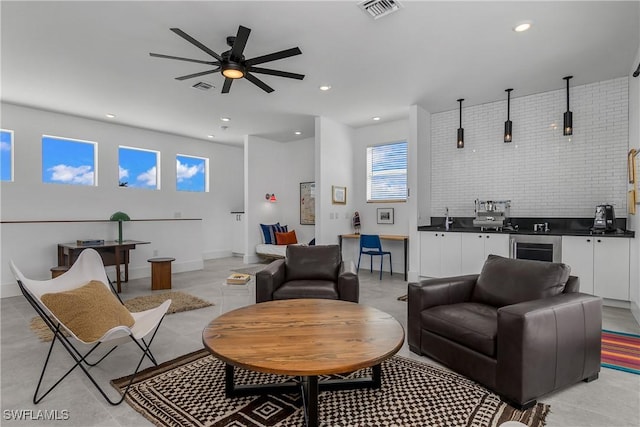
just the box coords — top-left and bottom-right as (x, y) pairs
(247, 66), (305, 80)
(230, 25), (251, 60)
(170, 28), (223, 61)
(175, 68), (221, 81)
(245, 47), (302, 66)
(150, 53), (218, 66)
(245, 73), (274, 93)
(222, 78), (233, 94)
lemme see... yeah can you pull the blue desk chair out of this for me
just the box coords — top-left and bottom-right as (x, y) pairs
(357, 234), (392, 280)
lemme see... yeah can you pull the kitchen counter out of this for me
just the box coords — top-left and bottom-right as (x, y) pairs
(418, 216), (634, 238)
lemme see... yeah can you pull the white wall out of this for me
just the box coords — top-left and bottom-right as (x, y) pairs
(315, 117), (354, 245)
(629, 43), (640, 324)
(243, 135), (315, 263)
(410, 105), (431, 282)
(430, 78), (629, 219)
(346, 119), (409, 272)
(0, 103), (243, 296)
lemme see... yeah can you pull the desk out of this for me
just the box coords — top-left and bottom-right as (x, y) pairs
(339, 234), (409, 281)
(57, 240), (150, 293)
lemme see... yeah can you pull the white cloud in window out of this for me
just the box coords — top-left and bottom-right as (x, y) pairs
(48, 164), (94, 185)
(119, 166), (129, 180)
(137, 166), (157, 186)
(176, 159), (203, 182)
(0, 142), (10, 151)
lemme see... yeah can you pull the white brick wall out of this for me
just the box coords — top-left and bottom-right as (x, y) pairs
(430, 77), (629, 218)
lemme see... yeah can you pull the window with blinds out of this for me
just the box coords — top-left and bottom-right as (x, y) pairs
(366, 141), (407, 202)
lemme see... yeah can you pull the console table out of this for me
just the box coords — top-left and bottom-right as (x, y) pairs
(57, 240), (150, 292)
(339, 234), (409, 281)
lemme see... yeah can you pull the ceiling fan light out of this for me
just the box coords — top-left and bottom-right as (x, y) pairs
(222, 63), (245, 79)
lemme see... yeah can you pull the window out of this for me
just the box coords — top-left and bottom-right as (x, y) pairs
(42, 135), (97, 186)
(1, 129), (14, 182)
(366, 141), (407, 202)
(118, 146), (160, 189)
(176, 154), (208, 192)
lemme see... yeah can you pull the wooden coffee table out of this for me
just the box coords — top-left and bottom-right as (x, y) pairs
(202, 299), (404, 427)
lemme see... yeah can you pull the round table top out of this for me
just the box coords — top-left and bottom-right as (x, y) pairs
(202, 299), (405, 376)
(147, 257), (176, 262)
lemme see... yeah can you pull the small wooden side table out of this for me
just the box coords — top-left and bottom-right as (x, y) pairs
(147, 257), (175, 290)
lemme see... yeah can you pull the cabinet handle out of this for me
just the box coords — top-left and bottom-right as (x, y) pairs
(486, 235), (490, 239)
(597, 239), (601, 243)
(586, 239), (591, 242)
(478, 235), (482, 238)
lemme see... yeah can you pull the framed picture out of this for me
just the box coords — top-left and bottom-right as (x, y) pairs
(332, 186), (347, 204)
(300, 182), (315, 225)
(377, 207), (394, 224)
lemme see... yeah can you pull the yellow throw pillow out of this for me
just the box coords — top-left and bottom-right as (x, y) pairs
(41, 280), (135, 342)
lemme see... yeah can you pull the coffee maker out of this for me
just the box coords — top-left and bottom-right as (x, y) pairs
(593, 204), (616, 232)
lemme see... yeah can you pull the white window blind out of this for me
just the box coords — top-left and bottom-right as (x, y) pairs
(367, 141), (407, 202)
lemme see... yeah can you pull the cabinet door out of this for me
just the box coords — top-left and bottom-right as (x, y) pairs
(484, 234), (510, 259)
(420, 232), (441, 277)
(562, 236), (594, 295)
(594, 237), (630, 300)
(231, 214), (245, 254)
(460, 234), (486, 275)
(440, 232), (462, 277)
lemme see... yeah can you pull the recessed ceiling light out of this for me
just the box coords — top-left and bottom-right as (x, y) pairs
(372, 116), (381, 121)
(207, 135), (215, 139)
(513, 22), (532, 32)
(319, 85), (332, 91)
(220, 117), (231, 122)
(105, 113), (116, 118)
(294, 131), (302, 135)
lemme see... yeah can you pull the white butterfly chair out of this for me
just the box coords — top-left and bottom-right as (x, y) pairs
(10, 248), (171, 405)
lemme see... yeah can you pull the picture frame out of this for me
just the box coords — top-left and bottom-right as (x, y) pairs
(300, 181), (315, 225)
(377, 207), (394, 224)
(332, 185), (347, 204)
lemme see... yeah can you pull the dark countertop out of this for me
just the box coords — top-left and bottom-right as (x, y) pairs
(418, 217), (635, 238)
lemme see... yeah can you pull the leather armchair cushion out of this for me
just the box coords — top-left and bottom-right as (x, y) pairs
(285, 245), (341, 282)
(421, 302), (498, 357)
(272, 280), (339, 300)
(472, 255), (570, 307)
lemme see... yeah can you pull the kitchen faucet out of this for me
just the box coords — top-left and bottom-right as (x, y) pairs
(445, 207), (454, 230)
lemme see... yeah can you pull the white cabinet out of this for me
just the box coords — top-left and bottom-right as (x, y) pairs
(460, 233), (510, 275)
(420, 232), (462, 278)
(231, 213), (245, 255)
(562, 236), (629, 300)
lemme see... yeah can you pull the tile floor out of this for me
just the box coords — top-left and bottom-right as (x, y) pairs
(1, 257), (639, 426)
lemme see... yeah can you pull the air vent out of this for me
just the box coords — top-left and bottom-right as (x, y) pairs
(192, 81), (213, 91)
(358, 0), (402, 20)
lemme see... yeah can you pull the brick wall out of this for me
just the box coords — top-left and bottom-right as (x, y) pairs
(430, 77), (629, 218)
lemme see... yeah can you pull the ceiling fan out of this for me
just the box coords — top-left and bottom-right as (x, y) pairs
(150, 25), (304, 94)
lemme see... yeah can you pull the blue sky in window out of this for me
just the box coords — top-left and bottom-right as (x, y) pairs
(176, 155), (206, 192)
(119, 147), (158, 189)
(42, 136), (95, 185)
(1, 130), (12, 181)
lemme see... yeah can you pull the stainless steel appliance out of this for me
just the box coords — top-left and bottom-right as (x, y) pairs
(509, 234), (562, 263)
(473, 199), (511, 231)
(593, 204), (616, 232)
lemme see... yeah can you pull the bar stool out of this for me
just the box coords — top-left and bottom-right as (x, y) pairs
(147, 257), (175, 290)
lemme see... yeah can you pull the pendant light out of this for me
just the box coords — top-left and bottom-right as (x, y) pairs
(456, 98), (464, 149)
(504, 89), (513, 143)
(563, 76), (573, 136)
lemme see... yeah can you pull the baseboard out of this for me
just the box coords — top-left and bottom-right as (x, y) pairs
(0, 283), (21, 298)
(203, 250), (233, 260)
(602, 298), (631, 309)
(243, 254), (261, 264)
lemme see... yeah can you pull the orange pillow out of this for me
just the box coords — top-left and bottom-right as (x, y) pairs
(275, 230), (298, 245)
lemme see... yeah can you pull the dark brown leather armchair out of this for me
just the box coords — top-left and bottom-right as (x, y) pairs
(256, 244), (359, 303)
(408, 254), (602, 409)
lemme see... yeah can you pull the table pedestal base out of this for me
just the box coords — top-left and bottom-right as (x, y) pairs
(224, 364), (382, 427)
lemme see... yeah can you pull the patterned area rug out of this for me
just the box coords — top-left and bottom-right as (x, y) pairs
(601, 329), (640, 374)
(231, 265), (268, 276)
(30, 291), (213, 342)
(111, 349), (549, 427)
